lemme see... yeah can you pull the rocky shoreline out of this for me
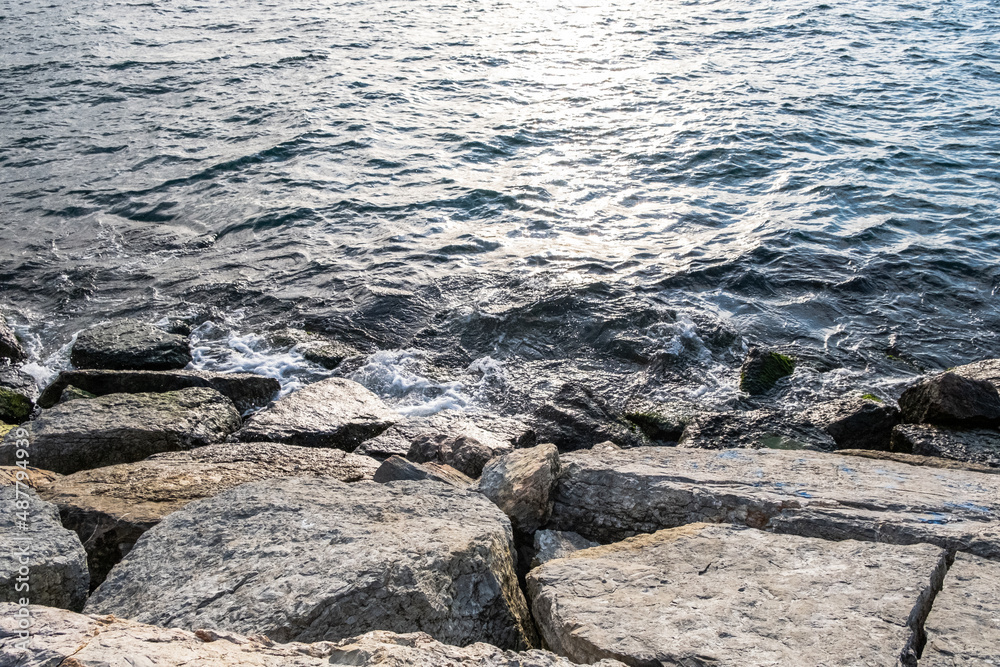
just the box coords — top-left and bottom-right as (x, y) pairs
(1, 316), (999, 665)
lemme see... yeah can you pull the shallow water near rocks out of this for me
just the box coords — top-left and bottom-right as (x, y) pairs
(2, 0), (999, 414)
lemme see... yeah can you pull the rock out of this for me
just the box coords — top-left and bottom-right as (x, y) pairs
(301, 341), (360, 370)
(236, 377), (396, 449)
(57, 384), (96, 403)
(837, 448), (1000, 475)
(899, 372), (1000, 427)
(0, 319), (25, 363)
(0, 465), (59, 489)
(373, 455), (473, 487)
(37, 368), (280, 413)
(71, 319), (192, 371)
(0, 386), (32, 424)
(739, 346), (795, 395)
(354, 426), (412, 459)
(40, 442), (379, 587)
(950, 357), (1000, 390)
(922, 553), (1000, 666)
(0, 488), (89, 611)
(0, 365), (37, 400)
(0, 388), (241, 475)
(534, 383), (644, 451)
(527, 523), (949, 667)
(547, 446), (1000, 559)
(86, 478), (538, 649)
(678, 409), (837, 451)
(477, 444), (560, 534)
(620, 403), (694, 443)
(531, 530), (599, 568)
(891, 424), (1000, 468)
(0, 423), (10, 440)
(799, 394), (901, 450)
(0, 607), (616, 667)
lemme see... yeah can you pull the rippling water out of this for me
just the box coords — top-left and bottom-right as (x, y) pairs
(2, 0), (999, 413)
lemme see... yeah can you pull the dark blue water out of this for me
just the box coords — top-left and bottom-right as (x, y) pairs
(2, 0), (999, 413)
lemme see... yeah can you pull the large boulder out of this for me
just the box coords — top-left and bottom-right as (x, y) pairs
(86, 478), (538, 649)
(922, 553), (1000, 666)
(533, 383), (644, 451)
(527, 523), (948, 667)
(798, 393), (901, 450)
(40, 442), (379, 587)
(0, 319), (25, 363)
(37, 368), (279, 413)
(237, 377), (396, 449)
(891, 423), (1000, 468)
(71, 319), (192, 371)
(678, 409), (837, 451)
(477, 443), (560, 534)
(0, 388), (241, 474)
(739, 347), (795, 395)
(899, 372), (1000, 427)
(547, 446), (1000, 560)
(0, 488), (89, 611)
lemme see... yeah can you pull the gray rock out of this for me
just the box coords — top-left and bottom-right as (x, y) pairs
(373, 455), (473, 487)
(799, 393), (901, 451)
(301, 341), (360, 370)
(531, 530), (599, 568)
(951, 357), (1000, 390)
(900, 372), (1000, 427)
(37, 368), (280, 413)
(40, 442), (379, 587)
(739, 346), (795, 395)
(0, 386), (32, 424)
(922, 553), (1000, 666)
(57, 384), (96, 403)
(620, 402), (695, 443)
(0, 488), (89, 611)
(86, 478), (538, 649)
(0, 388), (241, 475)
(891, 423), (1000, 468)
(354, 426), (412, 459)
(71, 319), (192, 371)
(477, 444), (560, 534)
(236, 377), (396, 449)
(547, 446), (1000, 559)
(527, 523), (948, 667)
(678, 408), (837, 451)
(0, 319), (25, 363)
(0, 366), (37, 401)
(837, 448), (1000, 475)
(533, 383), (644, 452)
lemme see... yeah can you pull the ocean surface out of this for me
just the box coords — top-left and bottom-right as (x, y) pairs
(2, 0), (999, 415)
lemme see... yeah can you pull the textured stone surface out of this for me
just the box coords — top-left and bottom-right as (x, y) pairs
(837, 448), (1000, 474)
(71, 319), (192, 371)
(533, 383), (643, 451)
(0, 319), (25, 363)
(0, 488), (89, 611)
(678, 408), (837, 451)
(548, 446), (1000, 559)
(900, 372), (1000, 427)
(799, 394), (901, 450)
(739, 347), (795, 395)
(922, 553), (1000, 666)
(37, 368), (280, 413)
(527, 523), (948, 667)
(0, 388), (241, 475)
(237, 377), (396, 449)
(477, 444), (560, 534)
(0, 466), (59, 489)
(86, 478), (538, 649)
(40, 442), (378, 587)
(373, 455), (472, 487)
(0, 606), (615, 667)
(0, 387), (32, 424)
(891, 423), (1000, 468)
(531, 530), (599, 568)
(951, 357), (1000, 390)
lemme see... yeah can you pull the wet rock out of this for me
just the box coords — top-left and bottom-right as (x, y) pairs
(837, 448), (1000, 475)
(531, 530), (599, 568)
(0, 465), (59, 489)
(891, 424), (1000, 468)
(739, 346), (795, 395)
(86, 478), (538, 649)
(950, 357), (1000, 390)
(71, 319), (192, 371)
(899, 372), (1000, 427)
(40, 442), (378, 588)
(0, 387), (241, 475)
(798, 393), (901, 451)
(0, 488), (89, 611)
(678, 409), (837, 451)
(547, 446), (1000, 559)
(527, 523), (948, 667)
(0, 319), (25, 363)
(57, 384), (96, 403)
(477, 444), (560, 534)
(922, 553), (1000, 666)
(237, 377), (396, 449)
(0, 386), (32, 424)
(620, 402), (694, 443)
(373, 455), (473, 487)
(0, 365), (37, 400)
(268, 328), (363, 370)
(534, 383), (644, 452)
(37, 368), (280, 413)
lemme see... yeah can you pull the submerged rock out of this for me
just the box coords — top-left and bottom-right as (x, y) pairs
(477, 443), (560, 535)
(268, 328), (363, 371)
(899, 372), (1000, 427)
(527, 523), (948, 667)
(739, 346), (795, 395)
(237, 377), (396, 449)
(0, 319), (25, 363)
(40, 442), (379, 587)
(799, 393), (900, 451)
(373, 455), (473, 487)
(71, 319), (192, 371)
(678, 409), (837, 451)
(922, 553), (1000, 666)
(0, 388), (241, 475)
(533, 383), (644, 451)
(891, 423), (1000, 468)
(0, 488), (89, 611)
(86, 478), (538, 649)
(531, 530), (599, 568)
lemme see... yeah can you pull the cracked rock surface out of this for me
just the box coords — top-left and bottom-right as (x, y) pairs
(922, 553), (1000, 666)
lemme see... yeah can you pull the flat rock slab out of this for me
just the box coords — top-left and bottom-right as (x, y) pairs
(37, 369), (280, 413)
(0, 488), (89, 611)
(86, 478), (537, 649)
(922, 553), (1000, 666)
(71, 319), (192, 371)
(237, 377), (396, 449)
(892, 423), (1000, 468)
(838, 449), (1000, 475)
(0, 387), (241, 475)
(527, 523), (948, 667)
(40, 442), (379, 587)
(548, 446), (1000, 560)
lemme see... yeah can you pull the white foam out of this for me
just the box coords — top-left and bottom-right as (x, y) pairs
(348, 349), (471, 416)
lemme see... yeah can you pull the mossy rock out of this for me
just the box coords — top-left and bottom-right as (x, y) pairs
(622, 407), (692, 442)
(0, 422), (13, 439)
(58, 385), (97, 404)
(739, 348), (796, 395)
(861, 393), (883, 403)
(0, 387), (32, 423)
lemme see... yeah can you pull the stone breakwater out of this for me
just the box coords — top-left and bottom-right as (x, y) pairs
(0, 316), (999, 666)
